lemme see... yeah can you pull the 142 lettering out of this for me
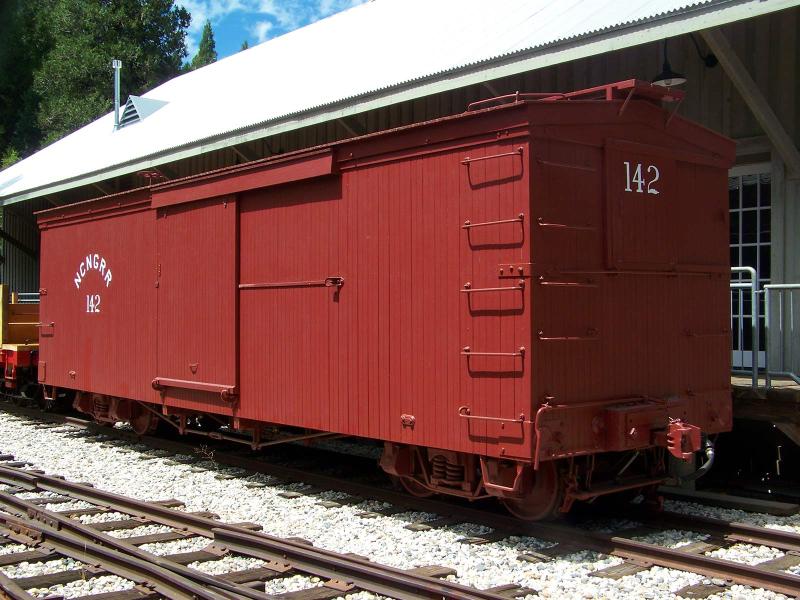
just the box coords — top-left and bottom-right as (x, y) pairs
(86, 294), (101, 313)
(624, 161), (660, 195)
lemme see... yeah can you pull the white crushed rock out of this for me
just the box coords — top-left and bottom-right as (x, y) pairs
(107, 524), (175, 539)
(44, 500), (93, 512)
(665, 499), (800, 535)
(75, 511), (129, 524)
(705, 543), (784, 566)
(14, 492), (50, 500)
(0, 543), (28, 555)
(264, 573), (324, 594)
(28, 575), (136, 599)
(138, 537), (211, 556)
(632, 529), (709, 549)
(1, 411), (798, 599)
(0, 557), (86, 578)
(189, 555), (266, 575)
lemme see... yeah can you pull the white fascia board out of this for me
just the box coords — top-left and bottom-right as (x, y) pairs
(4, 0), (797, 206)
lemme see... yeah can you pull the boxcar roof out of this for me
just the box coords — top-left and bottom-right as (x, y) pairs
(37, 80), (735, 225)
(2, 0), (793, 206)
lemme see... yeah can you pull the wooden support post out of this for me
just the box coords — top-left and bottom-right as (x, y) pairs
(701, 27), (800, 179)
(337, 116), (364, 138)
(482, 82), (501, 97)
(92, 181), (112, 196)
(232, 144), (257, 162)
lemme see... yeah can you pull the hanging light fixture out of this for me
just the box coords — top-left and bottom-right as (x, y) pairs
(652, 39), (686, 88)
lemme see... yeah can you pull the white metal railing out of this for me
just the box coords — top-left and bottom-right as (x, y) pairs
(729, 268), (800, 390)
(730, 266), (759, 389)
(764, 284), (800, 388)
(15, 292), (40, 304)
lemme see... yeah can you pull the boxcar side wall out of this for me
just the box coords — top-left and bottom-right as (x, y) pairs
(237, 135), (534, 459)
(39, 204), (158, 404)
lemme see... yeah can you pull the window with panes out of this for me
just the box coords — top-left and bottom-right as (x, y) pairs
(729, 165), (771, 369)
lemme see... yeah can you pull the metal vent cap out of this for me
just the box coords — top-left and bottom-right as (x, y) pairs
(118, 96), (168, 129)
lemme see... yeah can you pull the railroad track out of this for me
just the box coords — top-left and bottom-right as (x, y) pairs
(2, 402), (800, 598)
(0, 462), (531, 600)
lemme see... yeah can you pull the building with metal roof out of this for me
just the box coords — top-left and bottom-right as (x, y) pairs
(0, 0), (795, 205)
(0, 0), (799, 385)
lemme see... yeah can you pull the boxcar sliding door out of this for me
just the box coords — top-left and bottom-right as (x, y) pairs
(237, 178), (342, 430)
(154, 196), (238, 414)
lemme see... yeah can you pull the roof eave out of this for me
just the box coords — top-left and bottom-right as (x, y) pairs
(2, 0), (795, 206)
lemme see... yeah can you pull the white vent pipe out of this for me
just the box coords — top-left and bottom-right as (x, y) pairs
(112, 59), (122, 130)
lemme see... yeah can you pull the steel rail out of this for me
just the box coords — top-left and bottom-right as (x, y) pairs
(213, 527), (498, 600)
(602, 534), (800, 596)
(619, 506), (800, 553)
(0, 490), (270, 600)
(3, 405), (800, 596)
(0, 512), (233, 600)
(0, 466), (510, 600)
(0, 570), (32, 600)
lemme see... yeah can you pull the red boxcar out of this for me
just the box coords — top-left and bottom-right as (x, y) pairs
(38, 81), (735, 518)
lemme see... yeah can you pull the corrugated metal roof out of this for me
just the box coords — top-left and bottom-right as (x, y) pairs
(1, 0), (795, 204)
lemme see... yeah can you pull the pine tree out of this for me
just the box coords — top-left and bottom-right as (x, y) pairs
(240, 40), (250, 51)
(190, 20), (217, 70)
(0, 0), (190, 155)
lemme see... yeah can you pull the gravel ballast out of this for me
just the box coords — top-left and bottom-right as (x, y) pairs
(0, 412), (797, 599)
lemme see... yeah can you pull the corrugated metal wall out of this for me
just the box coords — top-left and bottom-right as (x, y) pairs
(0, 197), (49, 292)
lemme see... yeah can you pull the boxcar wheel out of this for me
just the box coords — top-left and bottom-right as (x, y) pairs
(399, 476), (435, 498)
(501, 461), (561, 521)
(130, 402), (159, 436)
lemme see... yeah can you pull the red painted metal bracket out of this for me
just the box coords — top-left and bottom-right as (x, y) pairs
(537, 329), (599, 341)
(466, 92), (566, 111)
(461, 346), (525, 357)
(665, 420), (702, 460)
(462, 213), (524, 229)
(536, 217), (596, 231)
(461, 147), (523, 165)
(239, 276), (344, 290)
(537, 276), (597, 288)
(461, 280), (524, 293)
(458, 406), (524, 424)
(151, 377), (238, 403)
(37, 322), (55, 337)
(479, 457), (527, 495)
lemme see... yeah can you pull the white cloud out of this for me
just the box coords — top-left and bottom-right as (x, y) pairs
(250, 20), (274, 43)
(254, 0), (301, 30)
(316, 0), (365, 21)
(178, 0), (368, 57)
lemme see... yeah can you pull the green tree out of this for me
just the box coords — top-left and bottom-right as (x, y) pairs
(0, 0), (54, 161)
(240, 40), (250, 51)
(189, 20), (217, 70)
(28, 0), (190, 148)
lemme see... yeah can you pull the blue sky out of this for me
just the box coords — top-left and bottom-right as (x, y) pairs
(178, 0), (366, 60)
